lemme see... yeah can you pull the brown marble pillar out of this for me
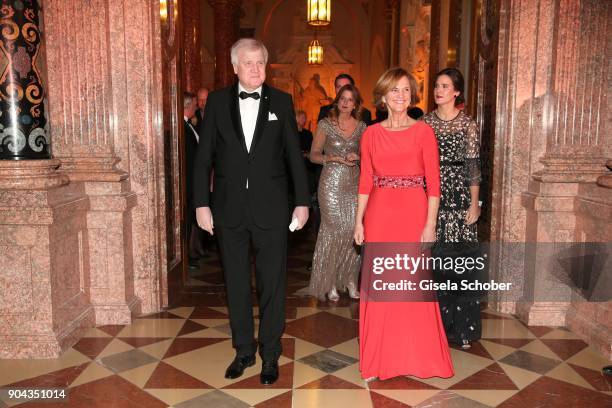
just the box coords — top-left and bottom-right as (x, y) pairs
(518, 0), (610, 325)
(0, 160), (96, 358)
(183, 0), (202, 92)
(567, 173), (612, 359)
(209, 0), (241, 89)
(0, 1), (95, 358)
(44, 0), (140, 325)
(491, 0), (611, 356)
(533, 0), (609, 183)
(1, 0), (171, 358)
(0, 0), (50, 159)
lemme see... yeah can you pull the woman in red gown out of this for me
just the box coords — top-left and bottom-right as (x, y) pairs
(354, 68), (454, 381)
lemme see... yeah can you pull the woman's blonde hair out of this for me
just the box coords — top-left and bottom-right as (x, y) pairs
(373, 67), (419, 111)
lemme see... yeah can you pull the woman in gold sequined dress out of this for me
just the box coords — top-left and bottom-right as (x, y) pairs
(306, 84), (367, 301)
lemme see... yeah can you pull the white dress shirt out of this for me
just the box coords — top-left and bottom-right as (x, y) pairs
(238, 83), (262, 152)
(238, 84), (262, 188)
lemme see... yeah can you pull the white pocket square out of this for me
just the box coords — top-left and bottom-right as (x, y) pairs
(268, 112), (278, 121)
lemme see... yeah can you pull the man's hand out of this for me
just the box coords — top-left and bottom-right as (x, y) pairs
(292, 206), (309, 230)
(196, 207), (214, 235)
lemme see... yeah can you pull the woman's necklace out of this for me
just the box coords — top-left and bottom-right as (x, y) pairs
(338, 117), (352, 132)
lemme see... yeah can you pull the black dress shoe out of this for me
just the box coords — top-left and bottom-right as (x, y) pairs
(260, 360), (279, 385)
(224, 355), (256, 379)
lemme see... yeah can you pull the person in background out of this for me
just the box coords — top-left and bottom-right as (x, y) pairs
(296, 110), (317, 196)
(296, 111), (322, 267)
(423, 67), (482, 349)
(318, 74), (372, 125)
(308, 84), (366, 302)
(183, 92), (202, 269)
(193, 87), (209, 127)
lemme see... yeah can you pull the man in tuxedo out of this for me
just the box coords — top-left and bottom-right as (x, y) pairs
(183, 92), (201, 268)
(193, 38), (309, 385)
(317, 73), (372, 124)
(193, 87), (209, 128)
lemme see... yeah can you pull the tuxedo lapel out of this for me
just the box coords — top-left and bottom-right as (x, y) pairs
(248, 83), (271, 157)
(229, 84), (248, 153)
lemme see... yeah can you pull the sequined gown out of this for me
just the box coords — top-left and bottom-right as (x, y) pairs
(307, 118), (366, 298)
(358, 122), (454, 380)
(423, 110), (482, 345)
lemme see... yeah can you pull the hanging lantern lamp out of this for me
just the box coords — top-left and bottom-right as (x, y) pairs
(307, 0), (331, 26)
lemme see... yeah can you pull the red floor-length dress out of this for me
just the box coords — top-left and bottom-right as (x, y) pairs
(358, 121), (455, 380)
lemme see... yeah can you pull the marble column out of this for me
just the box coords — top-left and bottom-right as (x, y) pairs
(518, 0), (610, 325)
(566, 170), (612, 359)
(183, 0), (202, 93)
(490, 0), (611, 357)
(0, 0), (50, 159)
(0, 160), (97, 358)
(209, 0), (241, 89)
(43, 0), (141, 325)
(0, 0), (95, 358)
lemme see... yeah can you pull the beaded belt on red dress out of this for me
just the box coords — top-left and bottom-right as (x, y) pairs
(372, 175), (425, 188)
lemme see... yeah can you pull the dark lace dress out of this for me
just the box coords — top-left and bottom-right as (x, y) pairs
(423, 110), (483, 346)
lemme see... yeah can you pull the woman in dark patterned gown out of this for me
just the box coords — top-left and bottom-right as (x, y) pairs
(423, 68), (483, 349)
(306, 84), (366, 302)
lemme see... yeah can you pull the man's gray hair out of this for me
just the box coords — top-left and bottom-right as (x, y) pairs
(230, 38), (269, 66)
(184, 92), (196, 107)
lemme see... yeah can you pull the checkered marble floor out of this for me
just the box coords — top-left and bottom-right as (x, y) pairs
(1, 234), (611, 407)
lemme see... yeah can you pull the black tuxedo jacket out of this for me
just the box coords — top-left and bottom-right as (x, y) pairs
(194, 109), (205, 130)
(184, 120), (199, 207)
(193, 83), (310, 228)
(317, 104), (373, 125)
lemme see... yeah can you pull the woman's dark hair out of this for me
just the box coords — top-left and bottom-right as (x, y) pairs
(435, 67), (465, 106)
(328, 84), (363, 121)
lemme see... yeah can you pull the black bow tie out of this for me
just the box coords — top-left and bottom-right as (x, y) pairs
(239, 91), (260, 100)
